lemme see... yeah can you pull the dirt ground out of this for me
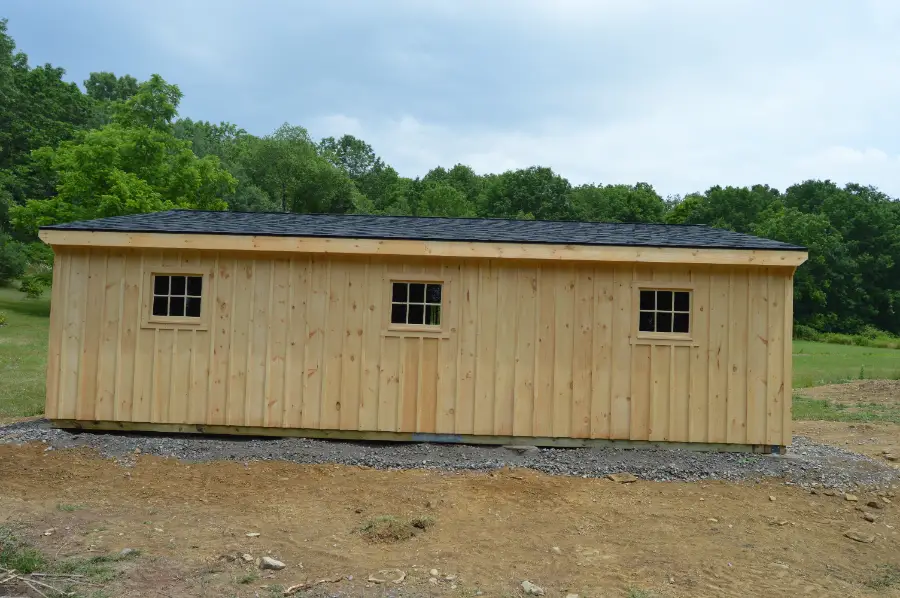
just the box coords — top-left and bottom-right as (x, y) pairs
(0, 444), (898, 598)
(800, 379), (900, 406)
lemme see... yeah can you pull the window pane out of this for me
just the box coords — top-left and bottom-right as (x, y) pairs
(425, 305), (441, 325)
(169, 296), (185, 317)
(638, 311), (655, 332)
(186, 297), (202, 318)
(187, 276), (203, 296)
(392, 282), (408, 302)
(171, 276), (186, 295)
(657, 312), (673, 332)
(391, 304), (407, 324)
(673, 313), (690, 333)
(639, 290), (655, 310)
(657, 290), (673, 311)
(152, 296), (168, 316)
(674, 291), (690, 312)
(426, 283), (442, 304)
(408, 303), (425, 324)
(409, 283), (425, 303)
(154, 275), (169, 295)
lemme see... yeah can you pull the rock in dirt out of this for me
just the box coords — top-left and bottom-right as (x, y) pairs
(566, 594), (580, 598)
(551, 546), (562, 554)
(769, 495), (777, 502)
(259, 556), (285, 570)
(863, 512), (877, 522)
(429, 568), (439, 576)
(246, 532), (261, 538)
(521, 580), (545, 596)
(118, 548), (138, 558)
(607, 473), (638, 483)
(368, 569), (406, 584)
(844, 530), (875, 543)
(844, 494), (858, 502)
(241, 553), (254, 562)
(867, 501), (884, 509)
(504, 445), (539, 454)
(428, 577), (438, 585)
(823, 490), (837, 497)
(884, 454), (897, 462)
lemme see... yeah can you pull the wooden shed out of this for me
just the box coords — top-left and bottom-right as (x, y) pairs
(38, 210), (807, 452)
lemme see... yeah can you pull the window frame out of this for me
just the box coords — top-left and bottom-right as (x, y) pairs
(141, 267), (210, 330)
(631, 282), (695, 344)
(383, 273), (450, 338)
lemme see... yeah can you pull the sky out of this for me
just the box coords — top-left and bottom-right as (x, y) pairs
(5, 0), (900, 198)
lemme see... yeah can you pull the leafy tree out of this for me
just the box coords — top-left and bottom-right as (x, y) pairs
(0, 232), (27, 285)
(415, 182), (476, 217)
(570, 182), (666, 223)
(480, 166), (573, 220)
(665, 184), (780, 232)
(10, 76), (234, 233)
(318, 134), (383, 180)
(84, 72), (138, 102)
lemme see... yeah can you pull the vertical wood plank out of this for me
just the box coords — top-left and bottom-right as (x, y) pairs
(98, 252), (123, 420)
(747, 270), (769, 444)
(400, 337), (420, 431)
(707, 268), (729, 443)
(727, 269), (749, 443)
(180, 253), (210, 425)
(209, 256), (234, 425)
(648, 345), (670, 440)
(766, 272), (785, 445)
(341, 260), (366, 430)
(244, 261), (271, 426)
(153, 329), (173, 423)
(513, 266), (537, 437)
(360, 259), (383, 431)
(688, 268), (710, 442)
(552, 266), (576, 438)
(284, 257), (309, 428)
(44, 250), (68, 419)
(132, 253), (157, 423)
(783, 272), (795, 447)
(630, 344), (651, 440)
(226, 258), (253, 426)
(473, 262), (497, 435)
(436, 262), (460, 434)
(170, 329), (192, 423)
(117, 252), (141, 422)
(59, 251), (86, 419)
(77, 250), (105, 421)
(534, 266), (555, 436)
(610, 265), (633, 438)
(590, 267), (613, 439)
(672, 346), (691, 441)
(493, 265), (517, 436)
(418, 339), (440, 432)
(266, 259), (290, 428)
(571, 267), (593, 438)
(302, 256), (328, 429)
(378, 336), (401, 431)
(455, 263), (479, 435)
(321, 261), (345, 430)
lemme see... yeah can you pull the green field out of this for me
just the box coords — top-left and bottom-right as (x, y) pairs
(2, 286), (899, 421)
(0, 286), (50, 419)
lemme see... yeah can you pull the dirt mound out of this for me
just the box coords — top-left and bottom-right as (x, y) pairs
(799, 379), (900, 405)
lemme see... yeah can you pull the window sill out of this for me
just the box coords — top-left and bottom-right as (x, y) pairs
(631, 334), (698, 347)
(141, 317), (208, 331)
(382, 326), (450, 339)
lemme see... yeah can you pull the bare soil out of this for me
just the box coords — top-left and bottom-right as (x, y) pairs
(1, 444), (899, 598)
(799, 379), (900, 406)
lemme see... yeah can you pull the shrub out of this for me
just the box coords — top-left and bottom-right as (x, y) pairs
(793, 324), (820, 341)
(0, 312), (6, 327)
(0, 233), (27, 286)
(19, 274), (48, 299)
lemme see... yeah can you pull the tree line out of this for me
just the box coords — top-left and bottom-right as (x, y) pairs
(2, 19), (899, 334)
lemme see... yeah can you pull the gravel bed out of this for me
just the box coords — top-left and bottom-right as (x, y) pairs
(2, 419), (898, 490)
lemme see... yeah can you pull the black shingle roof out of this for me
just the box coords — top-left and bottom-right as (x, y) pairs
(42, 210), (805, 251)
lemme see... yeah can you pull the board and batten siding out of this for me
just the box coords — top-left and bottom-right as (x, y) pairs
(45, 247), (795, 447)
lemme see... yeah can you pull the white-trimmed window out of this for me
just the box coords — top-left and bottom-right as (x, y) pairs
(638, 289), (691, 334)
(391, 281), (442, 326)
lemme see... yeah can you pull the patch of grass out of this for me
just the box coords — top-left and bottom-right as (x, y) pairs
(0, 285), (50, 419)
(0, 525), (47, 573)
(359, 514), (435, 543)
(793, 396), (900, 424)
(57, 503), (82, 512)
(793, 340), (900, 388)
(238, 571), (259, 585)
(626, 589), (655, 598)
(866, 564), (900, 589)
(55, 554), (126, 583)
